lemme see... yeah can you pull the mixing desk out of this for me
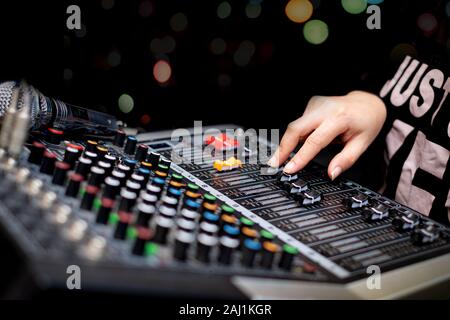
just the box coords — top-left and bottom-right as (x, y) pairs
(0, 124), (449, 299)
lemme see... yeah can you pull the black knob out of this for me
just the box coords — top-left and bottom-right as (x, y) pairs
(167, 187), (182, 200)
(146, 183), (163, 197)
(124, 136), (137, 155)
(295, 190), (322, 206)
(148, 152), (160, 168)
(136, 203), (156, 227)
(141, 192), (158, 205)
(130, 173), (145, 188)
(111, 169), (127, 187)
(113, 129), (126, 147)
(114, 211), (133, 240)
(344, 192), (369, 209)
(159, 158), (171, 170)
(123, 158), (137, 171)
(393, 212), (420, 232)
(40, 150), (56, 175)
(125, 180), (142, 194)
(132, 227), (152, 256)
(46, 128), (64, 144)
(199, 221), (219, 236)
(63, 146), (80, 169)
(80, 185), (99, 211)
(362, 203), (390, 222)
(278, 244), (298, 271)
(28, 141), (45, 164)
(88, 166), (106, 187)
(86, 140), (98, 153)
(183, 199), (201, 211)
(97, 160), (113, 176)
(117, 163), (132, 178)
(153, 216), (174, 244)
(177, 218), (197, 233)
(218, 236), (239, 265)
(196, 233), (218, 263)
(84, 151), (98, 163)
(103, 154), (117, 166)
(158, 204), (177, 218)
(135, 144), (149, 162)
(288, 178), (309, 194)
(96, 145), (109, 160)
(181, 208), (199, 221)
(136, 167), (151, 185)
(75, 157), (92, 178)
(412, 223), (440, 245)
(242, 239), (261, 267)
(96, 197), (115, 224)
(174, 231), (195, 262)
(103, 177), (121, 199)
(118, 189), (138, 212)
(52, 161), (70, 186)
(65, 173), (84, 198)
(260, 242), (280, 269)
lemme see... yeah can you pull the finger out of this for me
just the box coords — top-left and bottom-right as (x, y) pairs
(268, 115), (320, 167)
(328, 136), (369, 180)
(284, 119), (347, 173)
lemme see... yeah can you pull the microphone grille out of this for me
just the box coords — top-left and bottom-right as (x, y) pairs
(0, 81), (18, 118)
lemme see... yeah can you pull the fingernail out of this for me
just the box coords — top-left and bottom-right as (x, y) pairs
(268, 153), (278, 167)
(331, 166), (342, 181)
(284, 162), (295, 173)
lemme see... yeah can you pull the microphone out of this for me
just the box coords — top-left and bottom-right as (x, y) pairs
(0, 81), (118, 135)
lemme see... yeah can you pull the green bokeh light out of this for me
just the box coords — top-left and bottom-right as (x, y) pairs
(118, 93), (134, 114)
(341, 0), (367, 14)
(303, 19), (329, 45)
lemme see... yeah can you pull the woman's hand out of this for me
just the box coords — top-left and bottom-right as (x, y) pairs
(268, 91), (387, 180)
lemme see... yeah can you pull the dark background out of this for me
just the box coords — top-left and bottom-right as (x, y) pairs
(0, 0), (448, 132)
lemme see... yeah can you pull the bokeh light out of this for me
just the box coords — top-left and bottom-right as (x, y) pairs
(246, 3), (262, 19)
(341, 0), (367, 15)
(118, 94), (134, 113)
(210, 38), (227, 55)
(217, 2), (232, 19)
(218, 74), (232, 87)
(367, 0), (383, 4)
(63, 68), (73, 81)
(417, 13), (438, 35)
(107, 50), (121, 67)
(233, 40), (256, 67)
(140, 114), (151, 125)
(138, 0), (153, 17)
(303, 19), (329, 45)
(170, 13), (188, 32)
(153, 60), (172, 83)
(446, 2), (450, 18)
(285, 0), (314, 24)
(101, 0), (115, 10)
(390, 43), (417, 62)
(150, 36), (176, 54)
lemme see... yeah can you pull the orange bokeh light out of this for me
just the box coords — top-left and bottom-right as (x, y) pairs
(285, 0), (314, 24)
(153, 60), (172, 83)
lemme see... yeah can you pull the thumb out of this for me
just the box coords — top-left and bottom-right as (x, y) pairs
(327, 136), (368, 180)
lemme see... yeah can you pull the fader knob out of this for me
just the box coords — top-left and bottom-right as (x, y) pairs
(278, 172), (298, 184)
(28, 142), (45, 164)
(392, 212), (420, 232)
(52, 161), (70, 186)
(412, 223), (440, 245)
(344, 193), (369, 209)
(278, 244), (298, 271)
(40, 150), (56, 175)
(124, 136), (137, 155)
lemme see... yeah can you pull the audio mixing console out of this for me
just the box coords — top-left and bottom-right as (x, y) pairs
(0, 124), (449, 299)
